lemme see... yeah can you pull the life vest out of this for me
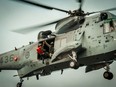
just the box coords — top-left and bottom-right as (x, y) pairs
(37, 46), (44, 55)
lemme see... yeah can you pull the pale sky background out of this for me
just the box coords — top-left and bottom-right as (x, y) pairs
(0, 0), (116, 87)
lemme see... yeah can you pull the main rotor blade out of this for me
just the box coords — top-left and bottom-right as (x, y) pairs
(87, 7), (116, 15)
(12, 17), (68, 34)
(13, 0), (69, 13)
(102, 7), (116, 12)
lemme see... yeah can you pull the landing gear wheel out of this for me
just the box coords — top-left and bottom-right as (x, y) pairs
(16, 82), (22, 87)
(16, 78), (24, 87)
(69, 61), (79, 69)
(70, 61), (75, 68)
(103, 71), (113, 80)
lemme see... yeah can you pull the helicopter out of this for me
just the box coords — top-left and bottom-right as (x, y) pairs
(0, 0), (116, 87)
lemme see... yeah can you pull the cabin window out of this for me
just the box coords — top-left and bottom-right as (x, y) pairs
(103, 20), (115, 33)
(103, 22), (110, 33)
(113, 20), (116, 30)
(54, 39), (60, 51)
(61, 38), (66, 47)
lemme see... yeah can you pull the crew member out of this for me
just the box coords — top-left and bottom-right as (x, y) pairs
(37, 40), (54, 64)
(37, 42), (45, 64)
(44, 41), (54, 57)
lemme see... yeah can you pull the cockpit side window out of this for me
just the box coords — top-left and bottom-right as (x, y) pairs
(110, 20), (115, 31)
(113, 20), (116, 30)
(103, 22), (110, 33)
(103, 19), (116, 33)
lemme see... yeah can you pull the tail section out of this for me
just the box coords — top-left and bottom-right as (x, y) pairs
(0, 49), (21, 70)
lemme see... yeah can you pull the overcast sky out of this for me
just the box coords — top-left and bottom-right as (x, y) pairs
(0, 0), (116, 87)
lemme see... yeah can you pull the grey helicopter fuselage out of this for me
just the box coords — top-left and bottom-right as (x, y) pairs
(52, 12), (116, 62)
(0, 12), (116, 78)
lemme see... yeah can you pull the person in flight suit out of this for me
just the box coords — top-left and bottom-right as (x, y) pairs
(37, 42), (45, 64)
(37, 41), (52, 64)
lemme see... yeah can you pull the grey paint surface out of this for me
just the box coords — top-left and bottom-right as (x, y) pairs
(0, 0), (116, 87)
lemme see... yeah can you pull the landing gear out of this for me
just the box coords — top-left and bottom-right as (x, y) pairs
(103, 64), (113, 80)
(68, 51), (79, 69)
(17, 82), (22, 87)
(69, 60), (79, 69)
(70, 61), (75, 68)
(16, 78), (24, 87)
(103, 71), (113, 80)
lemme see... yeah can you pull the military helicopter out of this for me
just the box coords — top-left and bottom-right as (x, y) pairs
(0, 0), (116, 87)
